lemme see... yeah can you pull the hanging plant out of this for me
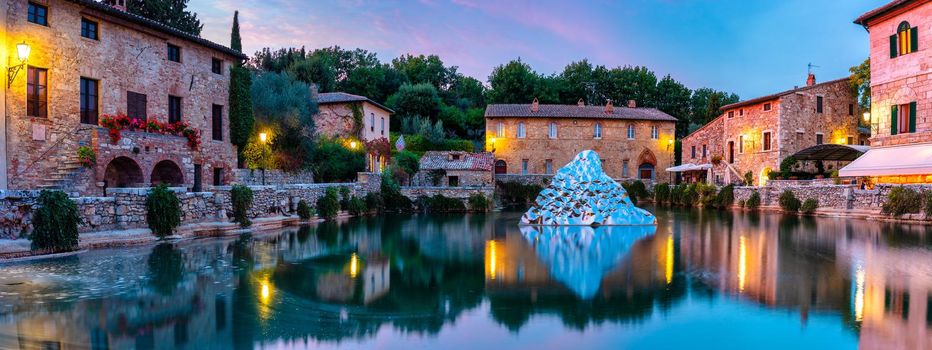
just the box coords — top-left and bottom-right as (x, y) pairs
(99, 113), (202, 150)
(76, 146), (96, 168)
(350, 103), (364, 137)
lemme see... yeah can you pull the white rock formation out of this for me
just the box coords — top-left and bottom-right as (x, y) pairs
(521, 150), (656, 226)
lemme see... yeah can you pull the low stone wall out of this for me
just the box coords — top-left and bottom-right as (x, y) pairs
(401, 186), (494, 201)
(234, 169), (315, 186)
(495, 174), (553, 187)
(733, 183), (932, 211)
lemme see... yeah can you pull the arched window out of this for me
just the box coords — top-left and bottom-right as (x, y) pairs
(496, 122), (504, 137)
(891, 21), (917, 57)
(517, 122), (526, 138)
(370, 113), (375, 132)
(593, 123), (602, 139)
(627, 124), (636, 139)
(380, 117), (385, 135)
(549, 122), (558, 139)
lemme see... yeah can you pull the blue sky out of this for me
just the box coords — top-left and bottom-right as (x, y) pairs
(190, 0), (880, 99)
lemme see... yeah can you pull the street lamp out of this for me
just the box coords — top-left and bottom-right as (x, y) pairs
(259, 132), (268, 143)
(863, 112), (871, 123)
(349, 140), (358, 149)
(258, 132), (268, 185)
(7, 41), (30, 87)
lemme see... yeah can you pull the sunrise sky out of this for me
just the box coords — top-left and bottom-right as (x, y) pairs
(189, 0), (881, 99)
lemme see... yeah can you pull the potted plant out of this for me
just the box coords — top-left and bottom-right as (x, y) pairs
(77, 146), (96, 168)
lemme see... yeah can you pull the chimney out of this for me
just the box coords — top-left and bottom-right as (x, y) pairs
(806, 73), (816, 87)
(105, 0), (127, 11)
(604, 100), (614, 114)
(531, 98), (539, 113)
(627, 99), (637, 108)
(577, 98), (585, 107)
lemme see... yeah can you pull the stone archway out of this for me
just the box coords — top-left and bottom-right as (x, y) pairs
(104, 156), (144, 188)
(494, 160), (507, 174)
(637, 149), (657, 181)
(151, 160), (184, 186)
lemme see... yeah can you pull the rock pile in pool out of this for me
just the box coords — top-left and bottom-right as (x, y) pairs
(521, 150), (656, 226)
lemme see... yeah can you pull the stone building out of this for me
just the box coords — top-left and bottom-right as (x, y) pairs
(484, 99), (677, 182)
(0, 0), (245, 195)
(681, 75), (861, 185)
(314, 92), (393, 173)
(413, 151), (494, 187)
(842, 0), (932, 184)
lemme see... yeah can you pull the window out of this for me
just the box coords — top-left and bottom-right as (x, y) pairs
(28, 2), (48, 26)
(728, 111), (734, 118)
(890, 21), (918, 58)
(517, 122), (526, 138)
(212, 104), (223, 141)
(81, 18), (98, 40)
(849, 103), (854, 116)
(451, 154), (461, 161)
(213, 168), (223, 186)
(127, 91), (147, 120)
(168, 95), (182, 123)
(816, 96), (823, 113)
(651, 126), (659, 139)
(739, 109), (744, 116)
(622, 160), (629, 177)
(496, 122), (504, 138)
(816, 133), (824, 145)
(380, 117), (385, 135)
(545, 159), (553, 174)
(448, 176), (459, 187)
(594, 123), (602, 139)
(80, 78), (98, 124)
(762, 131), (772, 151)
(847, 136), (854, 145)
(521, 159), (529, 174)
(691, 146), (696, 159)
(702, 144), (707, 158)
(370, 113), (375, 132)
(891, 102), (917, 135)
(26, 67), (47, 118)
(763, 103), (772, 111)
(548, 122), (557, 139)
(738, 135), (744, 153)
(167, 44), (181, 62)
(211, 58), (222, 74)
(627, 124), (635, 139)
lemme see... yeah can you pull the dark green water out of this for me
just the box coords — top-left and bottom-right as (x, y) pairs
(0, 208), (929, 349)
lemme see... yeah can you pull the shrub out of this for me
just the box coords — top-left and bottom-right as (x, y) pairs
(339, 186), (352, 208)
(627, 181), (648, 201)
(30, 190), (80, 251)
(347, 196), (367, 216)
(716, 184), (735, 208)
(800, 198), (819, 214)
(394, 150), (420, 175)
(146, 184), (182, 238)
(681, 184), (699, 207)
(424, 194), (467, 213)
(670, 184), (685, 206)
(622, 183), (639, 206)
(778, 190), (802, 212)
(468, 194), (491, 212)
(923, 191), (932, 217)
(697, 183), (718, 207)
(654, 183), (671, 204)
(230, 184), (254, 227)
(882, 186), (922, 216)
(780, 156), (798, 177)
(746, 191), (761, 209)
(316, 187), (341, 220)
(365, 192), (384, 213)
(743, 171), (754, 186)
(311, 137), (366, 182)
(381, 172), (413, 212)
(296, 199), (312, 220)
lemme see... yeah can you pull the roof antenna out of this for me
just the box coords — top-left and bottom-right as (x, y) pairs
(807, 62), (820, 74)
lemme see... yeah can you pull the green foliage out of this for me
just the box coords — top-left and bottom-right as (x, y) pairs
(128, 0), (203, 36)
(229, 65), (254, 162)
(656, 75), (694, 138)
(394, 133), (473, 154)
(497, 182), (543, 206)
(251, 71), (316, 169)
(146, 184), (181, 238)
(849, 58), (871, 112)
(743, 171), (754, 186)
(423, 194), (467, 213)
(310, 137), (366, 182)
(690, 88), (740, 126)
(242, 141), (275, 170)
(653, 183), (671, 204)
(230, 11), (242, 52)
(30, 190), (80, 251)
(147, 243), (184, 295)
(746, 191), (761, 210)
(296, 200), (312, 220)
(339, 187), (352, 208)
(800, 198), (819, 214)
(468, 194), (491, 212)
(716, 184), (735, 208)
(780, 156), (798, 177)
(77, 146), (96, 168)
(394, 151), (420, 175)
(401, 116), (446, 144)
(681, 184), (699, 207)
(381, 172), (413, 212)
(778, 190), (802, 212)
(882, 186), (922, 216)
(386, 83), (442, 120)
(697, 183), (718, 207)
(316, 187), (341, 220)
(628, 181), (648, 200)
(230, 185), (254, 227)
(669, 184), (685, 206)
(487, 59), (558, 104)
(347, 196), (367, 216)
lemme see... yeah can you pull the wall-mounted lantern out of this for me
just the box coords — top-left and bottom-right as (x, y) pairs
(7, 41), (30, 87)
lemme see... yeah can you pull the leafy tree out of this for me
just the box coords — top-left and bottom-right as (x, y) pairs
(387, 83), (443, 120)
(310, 138), (366, 182)
(849, 58), (870, 112)
(128, 0), (203, 36)
(228, 11), (254, 166)
(655, 75), (692, 138)
(242, 140), (275, 170)
(288, 53), (337, 92)
(251, 71), (316, 170)
(487, 59), (544, 104)
(392, 54), (456, 92)
(690, 88), (739, 127)
(448, 75), (486, 108)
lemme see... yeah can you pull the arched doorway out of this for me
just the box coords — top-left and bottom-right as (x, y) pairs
(494, 160), (507, 174)
(104, 156), (144, 188)
(151, 160), (184, 186)
(638, 163), (655, 181)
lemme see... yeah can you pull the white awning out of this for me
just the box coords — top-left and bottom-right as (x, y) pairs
(666, 163), (713, 172)
(839, 143), (932, 177)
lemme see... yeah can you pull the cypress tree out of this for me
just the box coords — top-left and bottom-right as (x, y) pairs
(228, 11), (254, 167)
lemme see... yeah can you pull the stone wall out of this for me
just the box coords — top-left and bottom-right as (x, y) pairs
(233, 169), (315, 186)
(412, 169), (493, 187)
(401, 186), (494, 202)
(732, 183), (932, 211)
(495, 174), (554, 187)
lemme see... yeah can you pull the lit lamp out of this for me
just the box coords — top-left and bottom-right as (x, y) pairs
(7, 41), (30, 87)
(863, 112), (871, 123)
(488, 137), (496, 152)
(349, 140), (358, 149)
(259, 132), (268, 143)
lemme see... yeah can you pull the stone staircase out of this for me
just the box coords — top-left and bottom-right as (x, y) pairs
(36, 151), (86, 192)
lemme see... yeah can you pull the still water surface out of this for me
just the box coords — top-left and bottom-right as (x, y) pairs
(0, 208), (929, 349)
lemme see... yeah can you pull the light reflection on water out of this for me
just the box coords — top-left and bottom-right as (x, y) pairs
(0, 209), (929, 349)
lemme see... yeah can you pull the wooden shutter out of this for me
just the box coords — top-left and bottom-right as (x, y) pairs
(891, 105), (898, 135)
(890, 34), (898, 58)
(912, 27), (919, 52)
(909, 101), (917, 133)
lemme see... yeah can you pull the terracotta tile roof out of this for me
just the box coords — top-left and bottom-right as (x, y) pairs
(316, 92), (394, 113)
(719, 77), (850, 111)
(419, 151), (494, 171)
(484, 104), (678, 122)
(65, 0), (247, 60)
(854, 0), (926, 26)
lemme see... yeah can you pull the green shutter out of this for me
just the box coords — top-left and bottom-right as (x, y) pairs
(909, 101), (917, 133)
(911, 27), (919, 51)
(890, 34), (899, 58)
(891, 105), (898, 135)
